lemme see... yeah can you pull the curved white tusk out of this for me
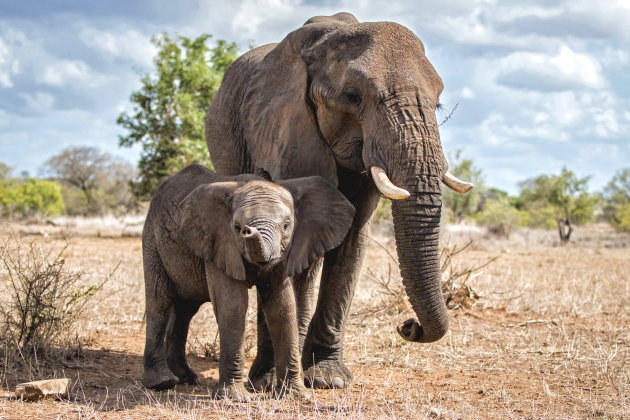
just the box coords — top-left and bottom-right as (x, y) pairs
(442, 171), (474, 193)
(370, 166), (410, 199)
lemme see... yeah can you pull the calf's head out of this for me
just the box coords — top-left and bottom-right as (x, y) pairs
(179, 176), (355, 280)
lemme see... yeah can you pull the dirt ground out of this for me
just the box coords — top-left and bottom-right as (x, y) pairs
(1, 219), (628, 419)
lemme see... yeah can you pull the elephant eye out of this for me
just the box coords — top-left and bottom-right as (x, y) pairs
(234, 223), (241, 232)
(342, 87), (361, 105)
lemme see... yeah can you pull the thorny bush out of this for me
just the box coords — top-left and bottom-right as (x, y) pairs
(0, 229), (113, 356)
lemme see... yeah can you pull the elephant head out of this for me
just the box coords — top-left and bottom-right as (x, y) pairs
(241, 13), (472, 342)
(179, 176), (355, 281)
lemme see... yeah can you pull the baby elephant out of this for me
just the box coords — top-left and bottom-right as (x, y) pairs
(141, 165), (355, 401)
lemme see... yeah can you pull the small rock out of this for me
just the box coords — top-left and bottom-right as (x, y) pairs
(14, 378), (71, 401)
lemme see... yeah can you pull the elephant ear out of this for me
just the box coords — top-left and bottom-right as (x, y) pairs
(280, 177), (356, 277)
(242, 16), (355, 186)
(179, 182), (246, 281)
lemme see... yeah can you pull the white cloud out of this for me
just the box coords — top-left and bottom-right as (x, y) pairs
(38, 59), (97, 87)
(20, 91), (55, 113)
(2, 1), (629, 195)
(78, 25), (157, 68)
(569, 0), (630, 41)
(494, 45), (604, 91)
(0, 35), (20, 88)
(461, 87), (474, 99)
(592, 109), (620, 138)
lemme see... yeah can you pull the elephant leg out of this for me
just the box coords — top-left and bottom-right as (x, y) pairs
(248, 259), (321, 391)
(209, 271), (252, 402)
(294, 258), (322, 351)
(302, 176), (380, 389)
(247, 295), (275, 391)
(258, 276), (308, 398)
(142, 256), (178, 390)
(142, 241), (178, 390)
(166, 300), (203, 385)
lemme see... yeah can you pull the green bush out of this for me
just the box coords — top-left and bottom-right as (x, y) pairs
(524, 205), (558, 230)
(475, 199), (529, 238)
(374, 198), (392, 224)
(610, 203), (630, 233)
(1, 178), (65, 218)
(59, 184), (89, 216)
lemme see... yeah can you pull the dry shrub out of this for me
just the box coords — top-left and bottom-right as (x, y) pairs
(440, 240), (498, 309)
(366, 236), (498, 311)
(0, 228), (113, 357)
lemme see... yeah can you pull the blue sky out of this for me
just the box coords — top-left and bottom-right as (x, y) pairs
(1, 0), (629, 194)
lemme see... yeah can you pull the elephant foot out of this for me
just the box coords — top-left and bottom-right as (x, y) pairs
(171, 366), (200, 385)
(142, 366), (179, 390)
(247, 353), (276, 392)
(303, 344), (353, 389)
(272, 380), (311, 400)
(212, 382), (253, 402)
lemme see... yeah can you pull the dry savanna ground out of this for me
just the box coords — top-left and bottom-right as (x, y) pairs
(0, 217), (629, 419)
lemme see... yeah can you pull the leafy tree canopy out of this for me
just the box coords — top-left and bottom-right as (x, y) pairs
(603, 168), (630, 232)
(41, 146), (137, 216)
(117, 34), (238, 199)
(0, 163), (65, 219)
(604, 167), (630, 205)
(442, 150), (486, 223)
(518, 167), (599, 242)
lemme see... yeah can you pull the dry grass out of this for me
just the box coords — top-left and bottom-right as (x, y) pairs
(1, 220), (629, 419)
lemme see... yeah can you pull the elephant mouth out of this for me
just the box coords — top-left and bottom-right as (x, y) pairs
(250, 257), (282, 271)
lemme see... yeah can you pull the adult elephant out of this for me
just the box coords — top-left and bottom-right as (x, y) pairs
(205, 12), (472, 389)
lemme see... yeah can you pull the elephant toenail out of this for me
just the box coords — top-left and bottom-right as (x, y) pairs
(312, 377), (328, 389)
(331, 377), (345, 388)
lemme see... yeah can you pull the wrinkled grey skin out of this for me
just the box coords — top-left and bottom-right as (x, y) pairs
(206, 12), (451, 389)
(141, 165), (354, 400)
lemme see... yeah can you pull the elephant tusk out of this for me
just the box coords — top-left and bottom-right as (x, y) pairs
(370, 166), (410, 200)
(442, 171), (473, 193)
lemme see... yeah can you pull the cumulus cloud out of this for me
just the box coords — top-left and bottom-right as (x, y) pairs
(495, 45), (604, 91)
(78, 25), (157, 68)
(460, 87), (474, 99)
(1, 0), (629, 195)
(0, 33), (20, 87)
(20, 91), (55, 113)
(38, 59), (102, 87)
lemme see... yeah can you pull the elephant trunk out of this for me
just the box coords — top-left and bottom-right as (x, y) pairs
(391, 189), (448, 342)
(241, 225), (269, 263)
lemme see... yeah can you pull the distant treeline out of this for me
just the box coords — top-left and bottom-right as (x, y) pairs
(2, 34), (628, 241)
(376, 151), (630, 239)
(1, 147), (137, 218)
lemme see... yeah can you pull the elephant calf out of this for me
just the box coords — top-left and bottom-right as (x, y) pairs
(141, 164), (354, 401)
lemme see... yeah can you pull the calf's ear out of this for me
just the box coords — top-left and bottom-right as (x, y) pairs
(179, 182), (246, 281)
(279, 176), (355, 277)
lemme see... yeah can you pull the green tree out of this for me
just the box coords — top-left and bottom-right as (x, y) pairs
(518, 167), (598, 243)
(475, 197), (529, 238)
(41, 146), (137, 215)
(1, 178), (65, 218)
(0, 162), (10, 179)
(117, 34), (238, 199)
(603, 168), (630, 232)
(0, 162), (14, 212)
(442, 150), (485, 223)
